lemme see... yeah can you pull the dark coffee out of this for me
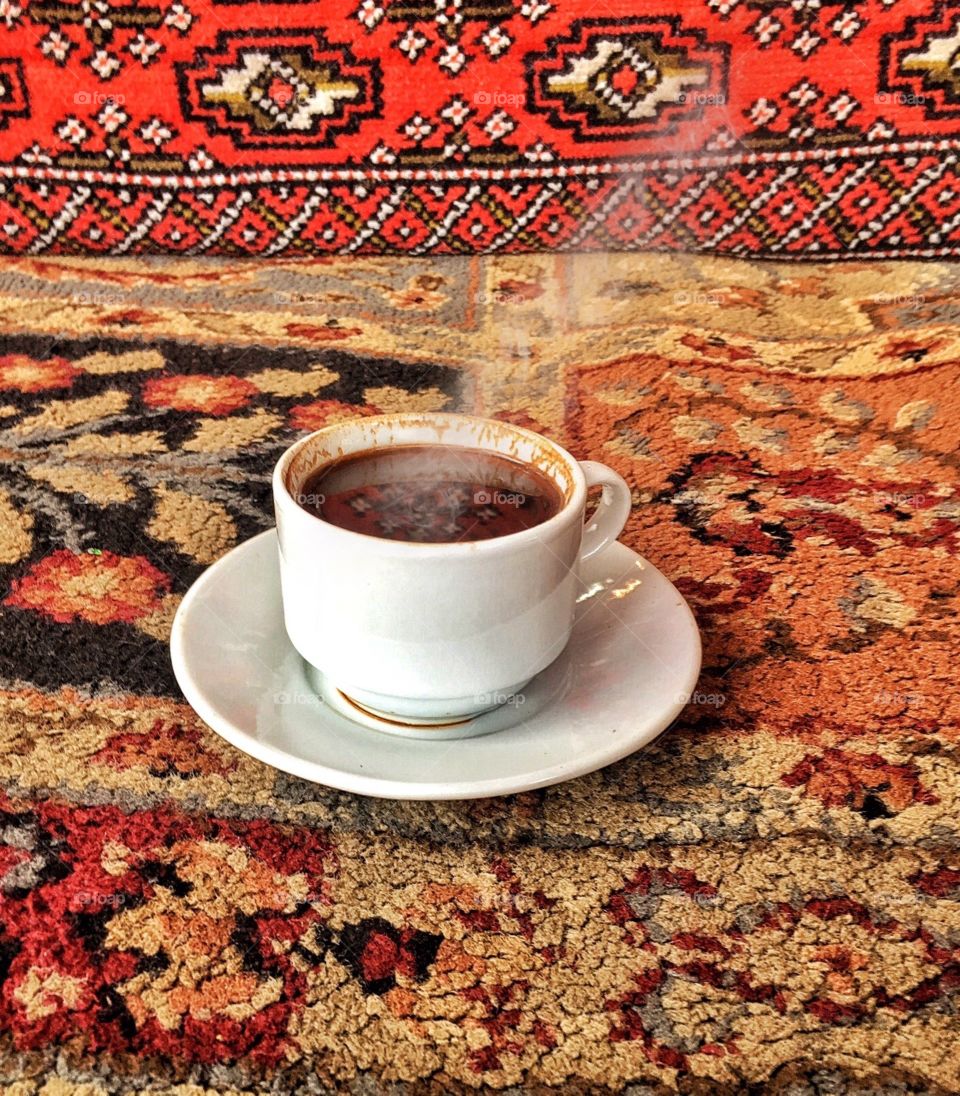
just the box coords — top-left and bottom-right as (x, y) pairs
(297, 444), (563, 543)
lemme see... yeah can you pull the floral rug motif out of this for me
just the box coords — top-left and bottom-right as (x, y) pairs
(0, 252), (958, 1093)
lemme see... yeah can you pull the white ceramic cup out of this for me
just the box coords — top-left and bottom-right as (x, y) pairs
(273, 412), (631, 725)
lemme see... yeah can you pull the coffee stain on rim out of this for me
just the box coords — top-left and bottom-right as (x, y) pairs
(283, 412), (576, 505)
(337, 689), (476, 730)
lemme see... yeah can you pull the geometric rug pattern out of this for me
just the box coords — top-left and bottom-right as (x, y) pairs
(2, 1), (960, 254)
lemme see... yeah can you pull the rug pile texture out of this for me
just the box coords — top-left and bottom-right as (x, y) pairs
(1, 0), (960, 254)
(0, 252), (957, 1092)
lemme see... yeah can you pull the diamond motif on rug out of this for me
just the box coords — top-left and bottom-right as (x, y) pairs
(178, 32), (383, 147)
(528, 18), (728, 140)
(900, 18), (960, 100)
(882, 7), (960, 118)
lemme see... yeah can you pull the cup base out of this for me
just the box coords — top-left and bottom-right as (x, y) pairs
(337, 689), (485, 728)
(303, 660), (531, 734)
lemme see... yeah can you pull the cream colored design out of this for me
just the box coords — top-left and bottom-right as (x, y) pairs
(182, 409), (283, 452)
(13, 391), (129, 436)
(201, 52), (361, 131)
(0, 488), (32, 563)
(546, 39), (709, 121)
(900, 20), (960, 93)
(146, 485), (237, 564)
(14, 969), (86, 1022)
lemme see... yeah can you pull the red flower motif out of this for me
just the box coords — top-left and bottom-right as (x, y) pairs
(360, 930), (400, 984)
(5, 550), (171, 625)
(494, 278), (543, 303)
(334, 917), (442, 994)
(289, 399), (380, 433)
(93, 721), (235, 778)
(679, 333), (754, 362)
(0, 355), (79, 392)
(0, 799), (335, 1063)
(911, 867), (960, 898)
(282, 323), (362, 341)
(142, 374), (257, 415)
(782, 748), (938, 813)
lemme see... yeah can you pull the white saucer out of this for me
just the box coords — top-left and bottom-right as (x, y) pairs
(170, 530), (701, 800)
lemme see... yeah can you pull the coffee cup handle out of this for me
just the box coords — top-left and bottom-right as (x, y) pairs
(578, 461), (632, 562)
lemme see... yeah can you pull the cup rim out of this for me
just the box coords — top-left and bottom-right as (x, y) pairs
(273, 411), (587, 555)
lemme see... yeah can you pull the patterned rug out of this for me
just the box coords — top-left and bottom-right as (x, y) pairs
(0, 252), (958, 1092)
(1, 1), (960, 255)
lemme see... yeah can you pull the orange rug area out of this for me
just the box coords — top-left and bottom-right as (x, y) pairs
(0, 253), (957, 1093)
